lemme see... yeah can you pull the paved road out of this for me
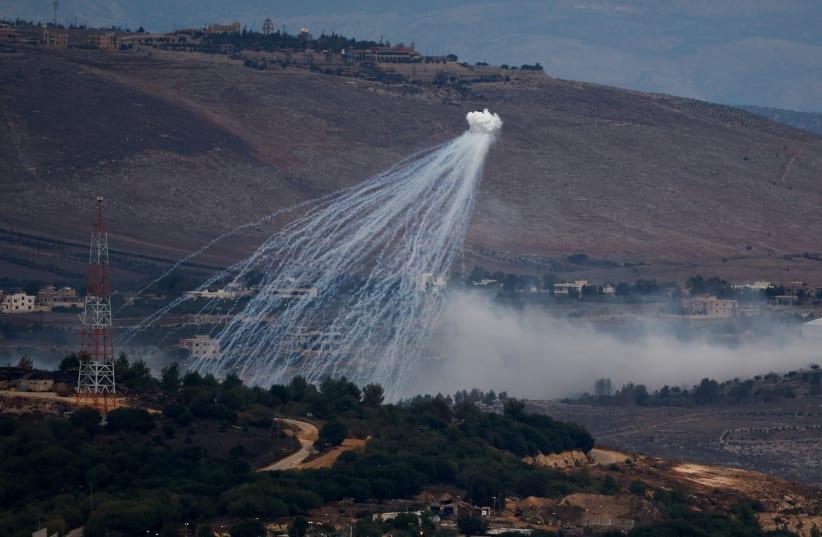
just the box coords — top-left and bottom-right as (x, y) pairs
(258, 417), (319, 472)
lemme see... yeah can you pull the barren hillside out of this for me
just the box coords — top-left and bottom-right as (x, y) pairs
(2, 46), (822, 286)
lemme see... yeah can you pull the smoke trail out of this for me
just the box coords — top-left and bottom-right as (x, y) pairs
(113, 192), (345, 322)
(170, 110), (502, 397)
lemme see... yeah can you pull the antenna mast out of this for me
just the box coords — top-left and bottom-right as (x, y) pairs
(77, 196), (117, 412)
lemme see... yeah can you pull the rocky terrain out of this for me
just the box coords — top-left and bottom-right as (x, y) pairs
(3, 45), (822, 286)
(531, 396), (822, 489)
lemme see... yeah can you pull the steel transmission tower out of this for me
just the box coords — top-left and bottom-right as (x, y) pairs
(77, 196), (117, 411)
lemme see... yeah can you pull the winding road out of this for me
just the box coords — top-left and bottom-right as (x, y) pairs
(257, 417), (319, 472)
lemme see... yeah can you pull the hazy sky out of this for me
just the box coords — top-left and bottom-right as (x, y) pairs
(3, 0), (822, 112)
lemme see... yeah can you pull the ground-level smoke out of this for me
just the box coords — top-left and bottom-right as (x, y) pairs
(418, 292), (817, 399)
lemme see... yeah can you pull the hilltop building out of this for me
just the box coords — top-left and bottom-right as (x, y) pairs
(37, 285), (84, 310)
(784, 281), (811, 297)
(554, 280), (589, 296)
(17, 372), (54, 392)
(1, 292), (36, 313)
(602, 284), (617, 295)
(270, 278), (318, 300)
(732, 281), (772, 291)
(355, 44), (422, 63)
(88, 32), (120, 50)
(683, 295), (738, 319)
(0, 23), (15, 41)
(295, 331), (342, 359)
(185, 282), (253, 300)
(262, 18), (274, 35)
(179, 335), (222, 360)
(418, 272), (447, 293)
(42, 29), (67, 47)
(207, 21), (241, 34)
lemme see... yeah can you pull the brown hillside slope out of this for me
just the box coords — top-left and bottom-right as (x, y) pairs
(2, 46), (821, 284)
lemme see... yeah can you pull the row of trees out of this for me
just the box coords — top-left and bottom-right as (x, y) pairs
(466, 263), (810, 303)
(578, 368), (821, 407)
(205, 29), (381, 54)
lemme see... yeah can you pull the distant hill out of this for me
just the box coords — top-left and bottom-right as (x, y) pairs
(740, 105), (822, 136)
(2, 46), (822, 288)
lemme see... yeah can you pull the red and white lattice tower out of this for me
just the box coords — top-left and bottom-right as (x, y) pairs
(77, 196), (117, 411)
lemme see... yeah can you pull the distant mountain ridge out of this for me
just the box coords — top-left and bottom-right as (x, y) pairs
(2, 0), (822, 112)
(2, 46), (822, 287)
(740, 105), (822, 136)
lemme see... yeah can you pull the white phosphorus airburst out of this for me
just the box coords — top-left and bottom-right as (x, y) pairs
(123, 111), (501, 399)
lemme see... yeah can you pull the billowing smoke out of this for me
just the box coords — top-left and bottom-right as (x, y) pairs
(466, 108), (503, 134)
(413, 291), (816, 399)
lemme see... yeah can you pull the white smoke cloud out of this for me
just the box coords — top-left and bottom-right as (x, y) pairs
(466, 109), (503, 134)
(414, 291), (818, 399)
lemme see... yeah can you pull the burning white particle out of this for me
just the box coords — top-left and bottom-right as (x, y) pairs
(466, 108), (503, 134)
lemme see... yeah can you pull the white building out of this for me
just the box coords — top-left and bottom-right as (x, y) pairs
(554, 280), (589, 296)
(36, 285), (84, 310)
(682, 295), (738, 319)
(602, 284), (616, 295)
(1, 293), (36, 313)
(295, 331), (342, 359)
(418, 272), (447, 293)
(270, 278), (318, 300)
(179, 335), (222, 359)
(185, 282), (253, 300)
(732, 281), (773, 291)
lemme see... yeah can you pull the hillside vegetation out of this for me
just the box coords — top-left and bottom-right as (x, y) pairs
(0, 365), (593, 536)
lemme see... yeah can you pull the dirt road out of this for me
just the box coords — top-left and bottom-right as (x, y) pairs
(258, 417), (319, 472)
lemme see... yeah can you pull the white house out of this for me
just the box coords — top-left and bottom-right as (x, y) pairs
(179, 335), (222, 359)
(1, 292), (36, 313)
(554, 280), (588, 295)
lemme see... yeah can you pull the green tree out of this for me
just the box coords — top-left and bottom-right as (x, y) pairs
(161, 362), (181, 394)
(106, 407), (155, 433)
(503, 398), (526, 418)
(457, 514), (488, 536)
(629, 480), (647, 496)
(289, 516), (309, 537)
(69, 407), (102, 436)
(693, 378), (721, 405)
(632, 385), (650, 406)
(362, 383), (385, 407)
(600, 475), (619, 495)
(120, 358), (154, 391)
(24, 280), (42, 295)
(59, 353), (80, 372)
(290, 376), (309, 401)
(317, 419), (348, 448)
(232, 520), (266, 537)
